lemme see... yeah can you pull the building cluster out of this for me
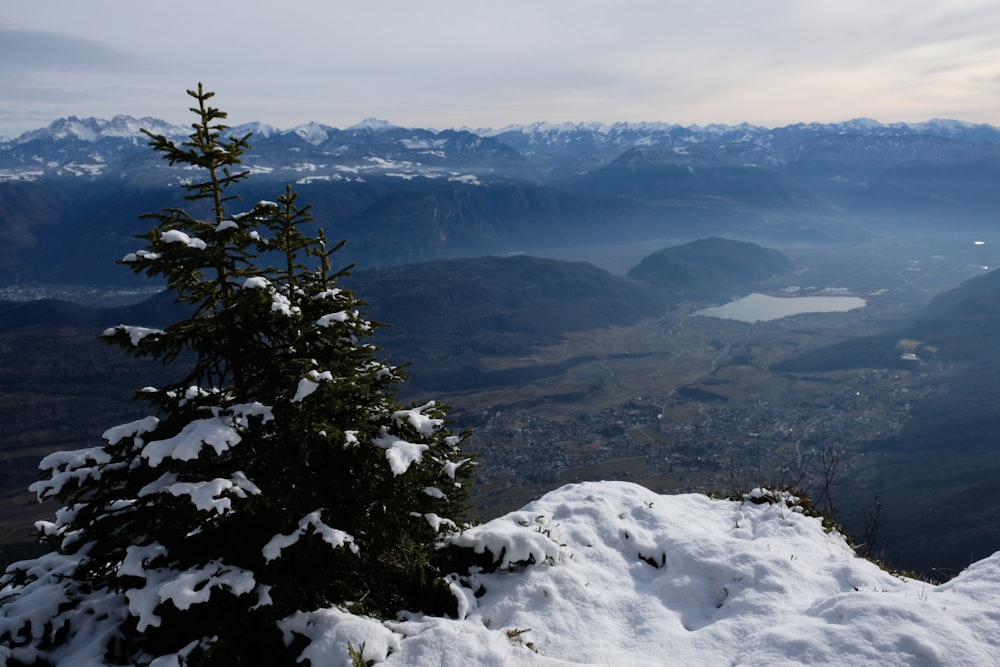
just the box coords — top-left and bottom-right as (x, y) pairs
(467, 368), (939, 511)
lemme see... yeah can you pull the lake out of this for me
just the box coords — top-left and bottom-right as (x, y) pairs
(694, 293), (867, 323)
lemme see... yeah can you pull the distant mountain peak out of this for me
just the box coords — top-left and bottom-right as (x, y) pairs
(14, 115), (186, 144)
(229, 121), (281, 138)
(347, 117), (400, 132)
(290, 121), (332, 145)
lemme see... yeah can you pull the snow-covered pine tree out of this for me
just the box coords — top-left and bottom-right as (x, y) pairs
(0, 84), (474, 666)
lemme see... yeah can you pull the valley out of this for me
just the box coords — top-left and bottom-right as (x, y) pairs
(392, 235), (1000, 575)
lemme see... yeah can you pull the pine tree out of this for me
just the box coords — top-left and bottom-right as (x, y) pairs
(0, 84), (474, 666)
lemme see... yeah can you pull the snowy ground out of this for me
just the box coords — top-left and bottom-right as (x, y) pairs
(313, 481), (1000, 666)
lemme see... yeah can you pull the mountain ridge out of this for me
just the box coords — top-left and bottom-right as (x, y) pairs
(7, 114), (999, 147)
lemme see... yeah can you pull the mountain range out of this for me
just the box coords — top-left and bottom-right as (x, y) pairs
(1, 115), (999, 285)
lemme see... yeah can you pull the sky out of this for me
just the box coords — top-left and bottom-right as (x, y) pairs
(3, 0), (1000, 137)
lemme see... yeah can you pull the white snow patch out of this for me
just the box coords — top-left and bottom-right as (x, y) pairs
(242, 276), (270, 289)
(441, 457), (470, 480)
(316, 311), (349, 327)
(291, 370), (334, 403)
(101, 325), (165, 346)
(279, 607), (402, 666)
(30, 447), (117, 499)
(315, 288), (343, 300)
(291, 378), (320, 403)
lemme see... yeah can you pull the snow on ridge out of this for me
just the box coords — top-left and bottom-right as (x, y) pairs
(7, 116), (1000, 154)
(365, 481), (1000, 666)
(12, 115), (187, 144)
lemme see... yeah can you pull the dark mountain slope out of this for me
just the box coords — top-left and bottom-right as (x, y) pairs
(351, 254), (667, 338)
(626, 237), (794, 299)
(565, 147), (822, 210)
(772, 268), (1000, 373)
(904, 268), (1000, 358)
(342, 255), (670, 391)
(334, 180), (646, 267)
(768, 269), (1000, 574)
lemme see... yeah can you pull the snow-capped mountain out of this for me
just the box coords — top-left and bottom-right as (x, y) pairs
(4, 115), (999, 182)
(10, 115), (188, 145)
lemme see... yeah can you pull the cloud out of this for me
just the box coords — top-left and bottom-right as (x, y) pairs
(2, 1), (1000, 135)
(0, 27), (171, 135)
(0, 27), (145, 70)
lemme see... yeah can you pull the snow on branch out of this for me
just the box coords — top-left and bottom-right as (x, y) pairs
(138, 471), (262, 514)
(121, 249), (161, 263)
(315, 311), (349, 327)
(125, 560), (257, 632)
(314, 288), (343, 300)
(291, 370), (334, 403)
(392, 401), (444, 435)
(373, 429), (429, 476)
(441, 457), (471, 480)
(141, 417), (242, 467)
(160, 229), (207, 250)
(103, 416), (160, 447)
(420, 512), (457, 532)
(242, 276), (270, 290)
(101, 324), (166, 346)
(31, 447), (119, 500)
(0, 550), (130, 664)
(140, 403), (272, 467)
(240, 275), (300, 316)
(262, 510), (358, 563)
(118, 543), (168, 578)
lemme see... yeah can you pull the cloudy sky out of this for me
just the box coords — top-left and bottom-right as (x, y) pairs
(3, 0), (1000, 137)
